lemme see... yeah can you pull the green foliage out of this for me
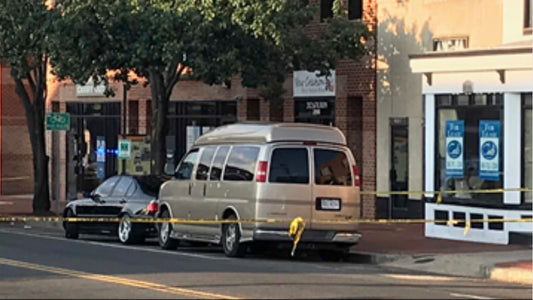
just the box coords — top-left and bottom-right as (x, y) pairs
(0, 0), (56, 79)
(50, 0), (370, 100)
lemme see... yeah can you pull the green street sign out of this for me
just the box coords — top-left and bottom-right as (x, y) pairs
(118, 139), (131, 159)
(46, 113), (70, 131)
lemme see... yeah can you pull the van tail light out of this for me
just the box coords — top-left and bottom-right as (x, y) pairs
(146, 200), (159, 213)
(352, 165), (361, 187)
(256, 161), (268, 182)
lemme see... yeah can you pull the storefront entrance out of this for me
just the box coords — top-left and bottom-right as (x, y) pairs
(66, 102), (120, 200)
(167, 101), (236, 165)
(390, 118), (408, 218)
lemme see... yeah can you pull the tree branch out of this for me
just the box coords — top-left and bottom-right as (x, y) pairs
(165, 64), (186, 100)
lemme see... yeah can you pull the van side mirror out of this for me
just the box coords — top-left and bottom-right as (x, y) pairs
(164, 162), (175, 176)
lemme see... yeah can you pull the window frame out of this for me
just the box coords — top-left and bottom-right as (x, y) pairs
(222, 145), (260, 182)
(434, 93), (506, 207)
(522, 93), (532, 204)
(320, 0), (334, 22)
(348, 0), (362, 20)
(268, 147), (311, 185)
(175, 149), (199, 180)
(210, 146), (231, 181)
(196, 146), (217, 181)
(525, 0), (532, 34)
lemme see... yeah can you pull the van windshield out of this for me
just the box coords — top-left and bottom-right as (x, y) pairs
(314, 149), (352, 186)
(269, 148), (309, 184)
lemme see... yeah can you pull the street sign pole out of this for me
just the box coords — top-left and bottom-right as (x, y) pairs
(55, 131), (60, 214)
(46, 112), (70, 213)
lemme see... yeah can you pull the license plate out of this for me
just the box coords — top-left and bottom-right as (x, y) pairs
(317, 198), (341, 211)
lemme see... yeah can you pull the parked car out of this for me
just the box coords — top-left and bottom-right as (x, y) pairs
(157, 123), (362, 260)
(63, 174), (166, 244)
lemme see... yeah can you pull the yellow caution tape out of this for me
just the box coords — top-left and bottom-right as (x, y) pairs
(0, 216), (530, 225)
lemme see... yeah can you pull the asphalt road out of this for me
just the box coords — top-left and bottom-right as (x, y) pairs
(0, 224), (531, 299)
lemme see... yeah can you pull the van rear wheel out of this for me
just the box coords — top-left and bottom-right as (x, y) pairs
(222, 215), (246, 257)
(158, 210), (179, 250)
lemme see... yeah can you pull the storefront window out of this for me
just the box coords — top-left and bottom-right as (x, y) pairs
(435, 94), (503, 206)
(523, 93), (532, 203)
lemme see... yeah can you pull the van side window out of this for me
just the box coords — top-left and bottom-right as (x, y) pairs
(223, 146), (260, 181)
(269, 148), (309, 184)
(209, 146), (230, 181)
(196, 147), (216, 181)
(175, 150), (198, 180)
(314, 149), (352, 186)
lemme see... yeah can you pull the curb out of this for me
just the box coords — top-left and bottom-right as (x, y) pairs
(482, 264), (533, 286)
(346, 251), (405, 264)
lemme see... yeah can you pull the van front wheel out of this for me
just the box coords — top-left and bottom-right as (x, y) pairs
(221, 216), (246, 257)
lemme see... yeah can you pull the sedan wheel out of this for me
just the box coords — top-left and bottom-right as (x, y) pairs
(118, 214), (143, 244)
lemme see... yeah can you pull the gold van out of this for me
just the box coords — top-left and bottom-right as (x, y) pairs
(157, 123), (361, 259)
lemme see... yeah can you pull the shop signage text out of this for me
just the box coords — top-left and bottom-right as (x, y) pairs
(76, 84), (106, 97)
(293, 70), (335, 97)
(445, 120), (464, 178)
(479, 120), (500, 181)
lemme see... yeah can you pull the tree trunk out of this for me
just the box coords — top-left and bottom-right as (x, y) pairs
(14, 76), (50, 215)
(149, 71), (170, 176)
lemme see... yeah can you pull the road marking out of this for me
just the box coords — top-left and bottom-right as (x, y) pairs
(450, 292), (494, 299)
(0, 257), (242, 299)
(0, 229), (230, 261)
(383, 274), (456, 281)
(0, 201), (13, 205)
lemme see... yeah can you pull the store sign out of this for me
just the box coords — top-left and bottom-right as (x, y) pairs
(293, 70), (335, 97)
(445, 120), (464, 178)
(306, 101), (329, 115)
(479, 120), (500, 181)
(96, 136), (106, 179)
(76, 83), (106, 97)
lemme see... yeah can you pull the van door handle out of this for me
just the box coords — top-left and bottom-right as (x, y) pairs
(188, 182), (192, 195)
(203, 184), (207, 196)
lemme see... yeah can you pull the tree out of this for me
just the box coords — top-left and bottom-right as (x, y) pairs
(0, 0), (58, 214)
(50, 0), (371, 175)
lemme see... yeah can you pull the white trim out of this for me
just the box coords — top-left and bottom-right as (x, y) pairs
(504, 93), (522, 204)
(425, 94), (435, 198)
(425, 203), (532, 244)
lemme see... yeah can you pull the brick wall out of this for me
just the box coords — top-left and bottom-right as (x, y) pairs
(1, 66), (34, 195)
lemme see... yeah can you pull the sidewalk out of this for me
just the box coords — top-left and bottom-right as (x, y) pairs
(1, 194), (531, 285)
(349, 223), (532, 286)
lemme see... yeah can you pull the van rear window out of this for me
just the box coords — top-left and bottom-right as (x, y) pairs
(223, 146), (260, 181)
(269, 148), (309, 184)
(314, 149), (352, 186)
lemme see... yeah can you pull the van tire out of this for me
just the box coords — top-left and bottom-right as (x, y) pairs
(221, 215), (246, 257)
(158, 210), (179, 250)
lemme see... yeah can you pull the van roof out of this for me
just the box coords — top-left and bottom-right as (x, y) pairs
(194, 123), (346, 146)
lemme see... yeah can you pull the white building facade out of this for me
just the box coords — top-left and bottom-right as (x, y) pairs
(409, 0), (532, 244)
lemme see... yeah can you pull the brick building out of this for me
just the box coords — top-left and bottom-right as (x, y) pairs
(1, 0), (379, 218)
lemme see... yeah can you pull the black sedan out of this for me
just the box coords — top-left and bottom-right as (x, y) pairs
(62, 174), (167, 244)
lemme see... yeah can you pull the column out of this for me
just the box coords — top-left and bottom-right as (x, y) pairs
(424, 94), (435, 198)
(504, 93), (521, 204)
